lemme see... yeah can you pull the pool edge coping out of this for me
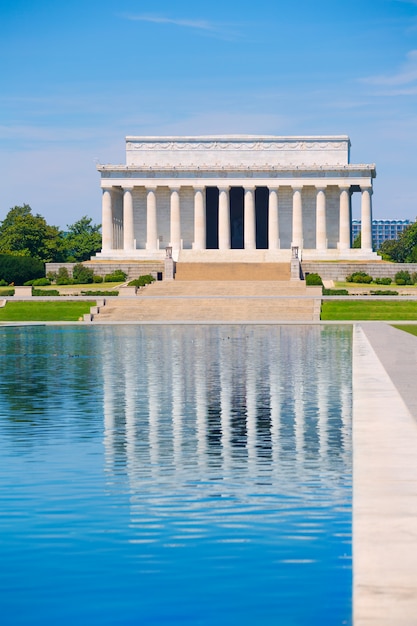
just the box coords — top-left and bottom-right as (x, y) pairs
(353, 322), (417, 625)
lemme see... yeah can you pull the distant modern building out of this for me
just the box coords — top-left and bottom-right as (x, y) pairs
(352, 219), (414, 251)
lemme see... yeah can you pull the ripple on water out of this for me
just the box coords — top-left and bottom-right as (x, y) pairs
(0, 325), (352, 626)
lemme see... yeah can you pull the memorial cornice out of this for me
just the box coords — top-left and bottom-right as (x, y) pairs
(98, 164), (376, 178)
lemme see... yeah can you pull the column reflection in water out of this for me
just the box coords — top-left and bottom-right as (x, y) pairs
(219, 330), (233, 476)
(102, 325), (352, 486)
(194, 329), (208, 469)
(101, 325), (352, 622)
(245, 329), (259, 477)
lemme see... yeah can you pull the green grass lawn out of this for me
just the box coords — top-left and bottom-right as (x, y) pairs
(321, 300), (417, 320)
(0, 301), (95, 322)
(335, 281), (417, 292)
(42, 282), (123, 292)
(392, 325), (417, 336)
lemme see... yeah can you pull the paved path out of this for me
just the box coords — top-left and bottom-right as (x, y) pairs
(353, 323), (417, 625)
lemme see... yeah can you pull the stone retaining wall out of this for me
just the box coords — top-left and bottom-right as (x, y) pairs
(46, 261), (165, 280)
(301, 261), (417, 281)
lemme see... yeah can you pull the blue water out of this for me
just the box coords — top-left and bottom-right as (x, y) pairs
(0, 325), (352, 625)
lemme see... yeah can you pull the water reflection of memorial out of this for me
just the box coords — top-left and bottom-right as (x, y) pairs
(103, 326), (352, 496)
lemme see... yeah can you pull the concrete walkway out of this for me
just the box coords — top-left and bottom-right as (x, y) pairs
(353, 323), (417, 625)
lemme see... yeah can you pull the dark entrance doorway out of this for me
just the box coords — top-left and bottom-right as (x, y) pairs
(255, 187), (268, 249)
(205, 187), (219, 249)
(230, 187), (244, 249)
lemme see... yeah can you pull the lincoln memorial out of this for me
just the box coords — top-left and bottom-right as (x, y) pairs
(95, 135), (378, 262)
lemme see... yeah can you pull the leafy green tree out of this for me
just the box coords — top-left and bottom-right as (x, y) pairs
(352, 232), (361, 248)
(72, 263), (94, 284)
(0, 205), (63, 262)
(56, 267), (72, 285)
(379, 220), (417, 262)
(379, 238), (402, 262)
(63, 216), (101, 262)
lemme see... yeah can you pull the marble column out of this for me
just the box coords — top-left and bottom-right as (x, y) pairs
(169, 187), (181, 251)
(291, 186), (303, 248)
(123, 188), (134, 251)
(268, 188), (280, 249)
(361, 186), (373, 250)
(102, 188), (113, 252)
(244, 187), (256, 250)
(146, 187), (158, 251)
(315, 186), (327, 250)
(338, 186), (351, 250)
(218, 187), (230, 250)
(193, 187), (206, 250)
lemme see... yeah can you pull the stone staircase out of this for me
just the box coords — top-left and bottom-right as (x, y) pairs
(94, 280), (321, 323)
(174, 262), (291, 281)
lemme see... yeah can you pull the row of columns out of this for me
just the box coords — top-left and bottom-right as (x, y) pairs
(101, 184), (373, 252)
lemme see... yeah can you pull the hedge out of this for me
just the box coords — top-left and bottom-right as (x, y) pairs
(0, 255), (44, 285)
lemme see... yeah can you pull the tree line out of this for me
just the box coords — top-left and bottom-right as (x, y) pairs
(0, 204), (101, 263)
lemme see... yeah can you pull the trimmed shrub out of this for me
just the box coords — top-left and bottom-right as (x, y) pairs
(0, 289), (15, 296)
(80, 290), (119, 296)
(305, 273), (323, 286)
(395, 270), (412, 285)
(93, 275), (103, 283)
(72, 263), (94, 284)
(56, 267), (73, 285)
(0, 254), (44, 285)
(0, 279), (8, 286)
(33, 277), (51, 286)
(374, 277), (392, 285)
(370, 290), (399, 296)
(46, 271), (57, 282)
(104, 270), (127, 283)
(128, 274), (156, 287)
(346, 271), (373, 284)
(33, 289), (60, 296)
(322, 288), (349, 296)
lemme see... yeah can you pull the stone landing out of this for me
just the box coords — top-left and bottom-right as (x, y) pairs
(94, 281), (321, 323)
(174, 262), (291, 281)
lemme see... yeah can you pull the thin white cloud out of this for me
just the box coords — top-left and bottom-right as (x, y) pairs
(123, 14), (217, 32)
(362, 49), (417, 86)
(120, 13), (241, 40)
(0, 125), (98, 143)
(371, 86), (417, 96)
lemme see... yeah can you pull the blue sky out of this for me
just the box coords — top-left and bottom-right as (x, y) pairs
(1, 0), (417, 227)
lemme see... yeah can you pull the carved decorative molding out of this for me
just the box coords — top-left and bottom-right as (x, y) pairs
(126, 140), (347, 152)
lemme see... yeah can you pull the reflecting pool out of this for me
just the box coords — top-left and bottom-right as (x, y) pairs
(0, 325), (352, 625)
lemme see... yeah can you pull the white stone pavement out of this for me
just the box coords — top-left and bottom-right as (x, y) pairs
(353, 323), (417, 625)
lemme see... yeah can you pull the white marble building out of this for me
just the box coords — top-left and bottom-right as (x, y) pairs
(96, 135), (377, 261)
